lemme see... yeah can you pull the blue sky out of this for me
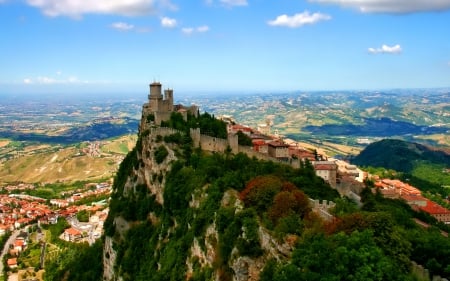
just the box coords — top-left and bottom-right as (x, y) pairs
(1, 0), (450, 94)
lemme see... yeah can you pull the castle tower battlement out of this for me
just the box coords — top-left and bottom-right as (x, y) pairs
(140, 82), (198, 131)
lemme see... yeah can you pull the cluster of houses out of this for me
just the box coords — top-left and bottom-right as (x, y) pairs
(80, 141), (103, 157)
(0, 182), (111, 240)
(227, 122), (450, 224)
(6, 231), (29, 269)
(374, 178), (450, 224)
(228, 123), (366, 190)
(0, 194), (50, 235)
(61, 207), (109, 243)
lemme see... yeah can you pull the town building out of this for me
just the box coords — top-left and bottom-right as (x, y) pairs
(63, 227), (83, 242)
(312, 161), (337, 188)
(267, 141), (289, 159)
(418, 200), (450, 224)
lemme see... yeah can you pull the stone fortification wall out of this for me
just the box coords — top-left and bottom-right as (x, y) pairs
(151, 127), (182, 137)
(411, 262), (448, 281)
(238, 146), (275, 162)
(149, 127), (302, 170)
(199, 135), (230, 153)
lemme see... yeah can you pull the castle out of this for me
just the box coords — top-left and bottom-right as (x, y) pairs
(141, 82), (198, 128)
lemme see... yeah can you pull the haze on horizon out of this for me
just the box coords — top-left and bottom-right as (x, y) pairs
(1, 0), (450, 94)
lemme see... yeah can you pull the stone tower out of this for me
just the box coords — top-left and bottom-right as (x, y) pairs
(164, 89), (174, 111)
(149, 82), (163, 112)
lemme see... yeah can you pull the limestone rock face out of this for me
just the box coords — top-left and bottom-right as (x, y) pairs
(103, 236), (121, 281)
(103, 129), (178, 281)
(103, 129), (296, 281)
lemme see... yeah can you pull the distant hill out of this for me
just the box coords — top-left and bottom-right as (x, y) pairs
(303, 117), (448, 137)
(0, 117), (139, 145)
(0, 135), (136, 184)
(352, 139), (450, 173)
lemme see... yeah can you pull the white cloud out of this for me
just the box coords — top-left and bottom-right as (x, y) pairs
(182, 25), (210, 35)
(111, 22), (135, 31)
(161, 16), (177, 28)
(23, 75), (86, 85)
(368, 44), (402, 54)
(197, 25), (209, 32)
(220, 0), (248, 7)
(26, 0), (177, 18)
(310, 0), (450, 13)
(181, 27), (194, 35)
(268, 11), (331, 28)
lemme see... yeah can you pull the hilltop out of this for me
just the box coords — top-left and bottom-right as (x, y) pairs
(352, 139), (450, 173)
(96, 85), (450, 281)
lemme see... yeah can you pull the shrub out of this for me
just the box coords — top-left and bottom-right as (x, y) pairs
(154, 145), (169, 164)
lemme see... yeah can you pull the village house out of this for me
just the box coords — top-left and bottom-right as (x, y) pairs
(228, 124), (253, 135)
(7, 258), (17, 269)
(252, 139), (268, 154)
(401, 194), (427, 207)
(418, 200), (450, 224)
(63, 227), (83, 242)
(312, 161), (337, 188)
(289, 146), (316, 161)
(267, 140), (289, 159)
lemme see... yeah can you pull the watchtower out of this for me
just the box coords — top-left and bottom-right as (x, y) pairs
(149, 82), (163, 112)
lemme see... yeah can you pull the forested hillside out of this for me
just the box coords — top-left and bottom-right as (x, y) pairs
(48, 114), (450, 281)
(352, 139), (450, 197)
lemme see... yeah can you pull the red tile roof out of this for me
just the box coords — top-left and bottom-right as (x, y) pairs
(268, 141), (289, 148)
(314, 164), (336, 170)
(65, 227), (82, 236)
(420, 200), (450, 215)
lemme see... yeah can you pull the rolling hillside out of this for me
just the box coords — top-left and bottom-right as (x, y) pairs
(0, 135), (136, 184)
(352, 139), (450, 194)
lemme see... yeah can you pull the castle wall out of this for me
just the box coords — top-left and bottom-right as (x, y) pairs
(146, 126), (303, 171)
(151, 127), (183, 137)
(199, 135), (230, 153)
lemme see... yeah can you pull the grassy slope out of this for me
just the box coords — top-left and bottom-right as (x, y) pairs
(0, 135), (136, 184)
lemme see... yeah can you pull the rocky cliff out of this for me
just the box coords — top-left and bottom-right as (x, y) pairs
(102, 122), (305, 281)
(102, 108), (445, 281)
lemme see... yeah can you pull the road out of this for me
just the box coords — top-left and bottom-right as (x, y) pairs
(0, 230), (20, 276)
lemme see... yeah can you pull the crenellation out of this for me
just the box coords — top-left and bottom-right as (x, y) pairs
(141, 82), (198, 130)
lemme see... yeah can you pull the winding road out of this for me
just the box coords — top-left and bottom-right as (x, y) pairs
(0, 230), (20, 276)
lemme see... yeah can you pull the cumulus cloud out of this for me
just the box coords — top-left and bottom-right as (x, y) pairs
(182, 25), (210, 35)
(161, 16), (177, 28)
(26, 0), (176, 18)
(310, 0), (450, 13)
(268, 11), (331, 28)
(111, 22), (135, 31)
(368, 44), (402, 54)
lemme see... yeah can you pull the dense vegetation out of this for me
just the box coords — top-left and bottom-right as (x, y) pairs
(40, 218), (104, 281)
(104, 120), (340, 280)
(102, 112), (450, 280)
(161, 111), (227, 139)
(69, 112), (450, 281)
(353, 139), (450, 197)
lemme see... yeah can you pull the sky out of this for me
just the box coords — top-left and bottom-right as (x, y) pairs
(1, 0), (450, 94)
